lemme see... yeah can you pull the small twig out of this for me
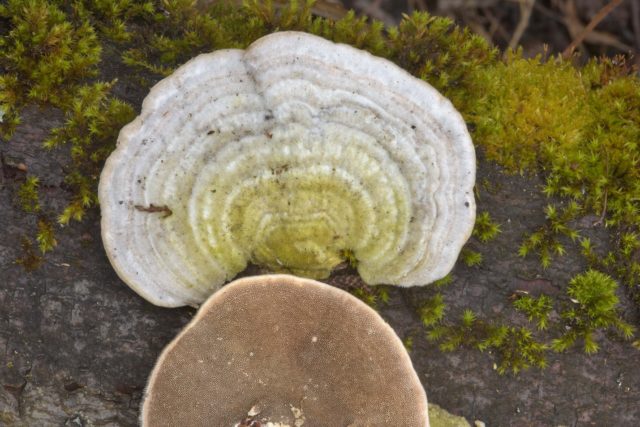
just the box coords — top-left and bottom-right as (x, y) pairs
(562, 0), (626, 58)
(508, 0), (536, 51)
(134, 203), (173, 218)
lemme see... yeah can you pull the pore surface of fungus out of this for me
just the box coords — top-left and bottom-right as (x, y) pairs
(141, 274), (429, 426)
(99, 31), (476, 307)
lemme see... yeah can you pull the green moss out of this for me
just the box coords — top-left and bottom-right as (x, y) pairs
(36, 218), (57, 253)
(121, 1), (276, 76)
(349, 285), (390, 309)
(69, 0), (155, 42)
(472, 211), (501, 243)
(0, 0), (101, 138)
(461, 248), (483, 267)
(427, 309), (547, 374)
(518, 202), (580, 268)
(472, 51), (590, 174)
(117, 2), (495, 102)
(580, 236), (640, 305)
(386, 11), (496, 109)
(471, 49), (640, 302)
(489, 326), (548, 374)
(513, 294), (553, 330)
(418, 293), (446, 327)
(44, 82), (135, 225)
(17, 175), (41, 213)
(552, 270), (635, 353)
(427, 309), (477, 352)
(433, 274), (453, 287)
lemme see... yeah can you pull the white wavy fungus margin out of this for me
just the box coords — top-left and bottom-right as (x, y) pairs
(99, 31), (476, 307)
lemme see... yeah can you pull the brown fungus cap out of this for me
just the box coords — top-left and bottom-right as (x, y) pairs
(141, 274), (429, 426)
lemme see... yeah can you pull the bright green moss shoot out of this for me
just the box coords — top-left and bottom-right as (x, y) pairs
(0, 0), (101, 138)
(552, 270), (635, 354)
(427, 309), (547, 374)
(17, 175), (40, 213)
(514, 294), (553, 331)
(473, 211), (501, 243)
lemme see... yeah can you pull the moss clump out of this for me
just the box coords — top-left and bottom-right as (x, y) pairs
(119, 2), (494, 101)
(488, 326), (548, 374)
(386, 12), (496, 110)
(472, 49), (640, 302)
(432, 274), (453, 287)
(122, 1), (253, 76)
(70, 0), (155, 43)
(36, 218), (57, 253)
(1, 0), (134, 265)
(552, 270), (635, 354)
(427, 309), (548, 374)
(339, 248), (358, 269)
(0, 0), (101, 138)
(350, 285), (390, 309)
(43, 81), (134, 224)
(418, 293), (446, 327)
(17, 175), (41, 213)
(517, 202), (581, 268)
(461, 248), (483, 267)
(472, 211), (501, 243)
(472, 51), (590, 174)
(428, 404), (471, 427)
(513, 294), (553, 330)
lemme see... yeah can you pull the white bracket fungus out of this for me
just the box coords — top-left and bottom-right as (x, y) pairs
(140, 275), (429, 426)
(99, 31), (476, 307)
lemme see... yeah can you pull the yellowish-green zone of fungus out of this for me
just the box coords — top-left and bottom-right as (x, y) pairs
(190, 133), (410, 280)
(222, 172), (400, 279)
(99, 31), (476, 307)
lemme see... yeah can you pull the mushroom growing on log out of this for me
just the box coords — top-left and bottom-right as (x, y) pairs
(141, 274), (429, 426)
(99, 31), (476, 307)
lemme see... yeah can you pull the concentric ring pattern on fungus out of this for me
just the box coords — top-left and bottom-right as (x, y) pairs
(99, 31), (476, 307)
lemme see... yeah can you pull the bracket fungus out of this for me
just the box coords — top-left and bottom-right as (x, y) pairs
(141, 275), (429, 426)
(99, 31), (476, 307)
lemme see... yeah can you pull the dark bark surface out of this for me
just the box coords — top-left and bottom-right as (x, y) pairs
(1, 105), (639, 426)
